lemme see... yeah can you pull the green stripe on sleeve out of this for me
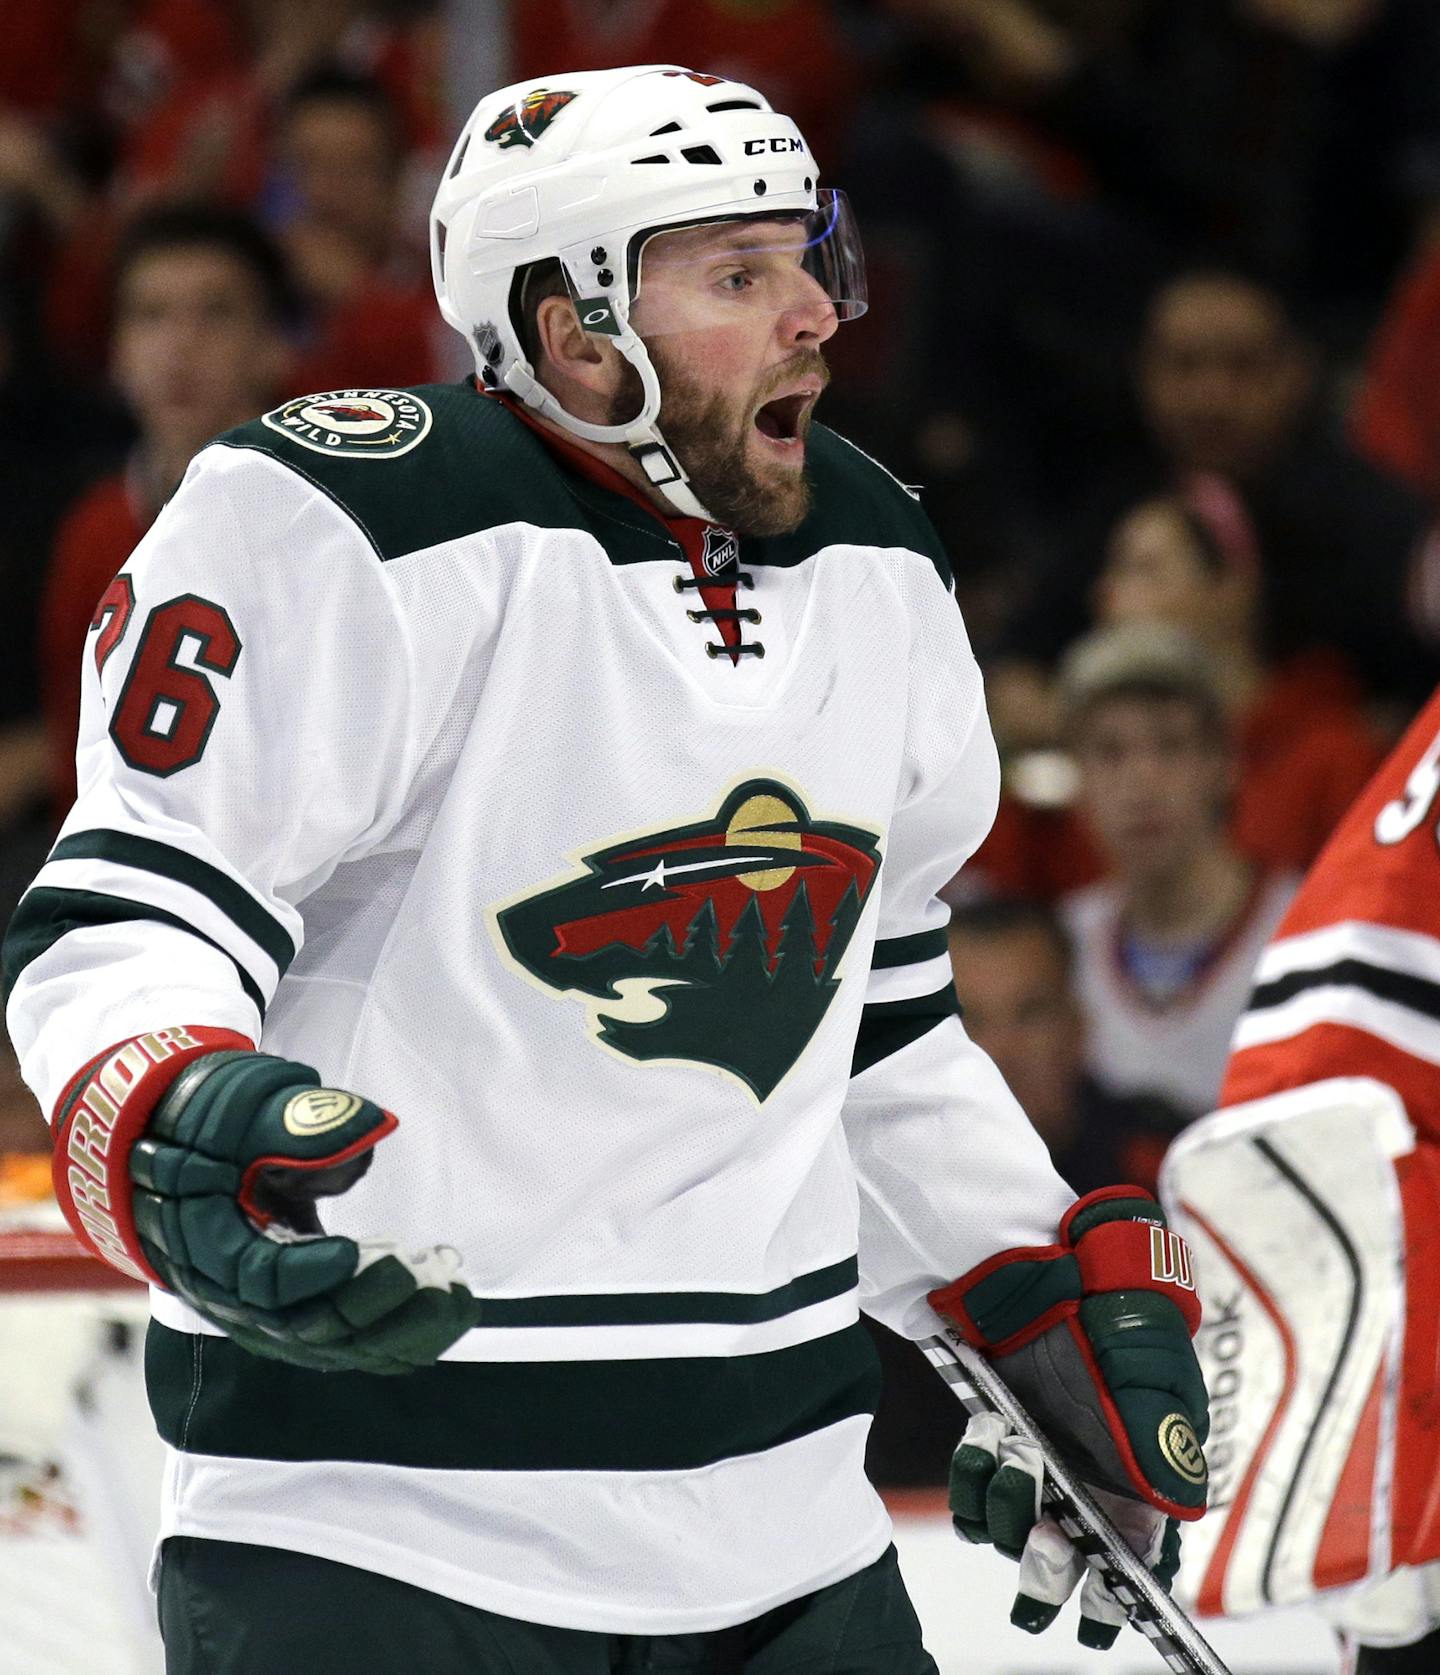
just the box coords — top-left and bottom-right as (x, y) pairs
(869, 928), (949, 970)
(49, 830), (296, 972)
(146, 1319), (880, 1473)
(472, 1256), (857, 1328)
(1, 886), (267, 1018)
(850, 983), (960, 1077)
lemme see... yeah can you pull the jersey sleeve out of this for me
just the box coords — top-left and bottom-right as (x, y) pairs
(3, 443), (418, 1117)
(842, 554), (1075, 1341)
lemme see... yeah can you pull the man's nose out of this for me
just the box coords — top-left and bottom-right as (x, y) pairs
(778, 271), (838, 345)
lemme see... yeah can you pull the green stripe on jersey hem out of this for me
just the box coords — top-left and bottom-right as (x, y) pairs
(146, 1319), (881, 1473)
(473, 1256), (858, 1328)
(50, 830), (296, 972)
(1, 886), (267, 1017)
(851, 983), (960, 1077)
(869, 929), (948, 970)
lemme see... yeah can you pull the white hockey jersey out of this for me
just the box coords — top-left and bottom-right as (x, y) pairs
(3, 382), (1073, 1633)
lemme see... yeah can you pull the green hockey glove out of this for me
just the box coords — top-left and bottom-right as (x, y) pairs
(929, 1185), (1208, 1647)
(52, 1027), (478, 1374)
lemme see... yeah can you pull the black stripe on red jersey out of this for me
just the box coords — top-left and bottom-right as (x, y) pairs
(1247, 958), (1440, 1025)
(147, 1319), (880, 1473)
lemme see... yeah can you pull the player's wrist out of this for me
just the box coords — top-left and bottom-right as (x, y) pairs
(50, 1026), (256, 1285)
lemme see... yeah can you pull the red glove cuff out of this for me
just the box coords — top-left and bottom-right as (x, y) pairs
(1074, 1216), (1202, 1337)
(51, 1026), (255, 1284)
(929, 1185), (1202, 1353)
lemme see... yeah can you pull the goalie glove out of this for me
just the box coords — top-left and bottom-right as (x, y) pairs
(51, 1026), (478, 1374)
(929, 1186), (1208, 1648)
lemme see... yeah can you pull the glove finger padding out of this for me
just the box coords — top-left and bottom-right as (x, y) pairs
(949, 1411), (1009, 1541)
(987, 1435), (1045, 1559)
(949, 1412), (1047, 1558)
(1013, 1517), (1086, 1636)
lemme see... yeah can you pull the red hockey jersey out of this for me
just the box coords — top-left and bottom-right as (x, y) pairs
(1224, 686), (1440, 1137)
(1222, 686), (1440, 1575)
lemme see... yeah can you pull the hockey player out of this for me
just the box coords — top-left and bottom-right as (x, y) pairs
(2, 67), (1209, 1671)
(1164, 687), (1440, 1672)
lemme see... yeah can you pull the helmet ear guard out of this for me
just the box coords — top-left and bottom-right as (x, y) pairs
(430, 64), (866, 522)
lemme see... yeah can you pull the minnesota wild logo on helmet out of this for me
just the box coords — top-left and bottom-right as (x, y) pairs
(483, 88), (577, 150)
(492, 781), (882, 1100)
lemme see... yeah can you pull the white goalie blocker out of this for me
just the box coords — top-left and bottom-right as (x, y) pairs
(1160, 1077), (1440, 1643)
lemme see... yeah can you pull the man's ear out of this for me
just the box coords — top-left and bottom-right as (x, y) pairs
(536, 293), (607, 381)
(532, 291), (628, 424)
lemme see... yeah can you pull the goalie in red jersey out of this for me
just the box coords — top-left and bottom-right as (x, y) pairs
(1162, 687), (1440, 1673)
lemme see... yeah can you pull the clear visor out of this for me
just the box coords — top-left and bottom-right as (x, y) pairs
(568, 187), (866, 339)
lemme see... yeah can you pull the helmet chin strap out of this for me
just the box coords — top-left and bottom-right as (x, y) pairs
(504, 327), (720, 524)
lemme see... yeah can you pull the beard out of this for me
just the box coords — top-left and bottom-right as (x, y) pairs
(609, 344), (828, 537)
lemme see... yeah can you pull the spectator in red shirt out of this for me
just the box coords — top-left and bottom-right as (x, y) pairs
(39, 204), (292, 821)
(43, 2), (445, 374)
(1096, 480), (1384, 862)
(971, 474), (1385, 897)
(990, 271), (1433, 725)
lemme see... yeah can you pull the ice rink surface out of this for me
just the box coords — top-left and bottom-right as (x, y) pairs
(893, 1507), (1342, 1674)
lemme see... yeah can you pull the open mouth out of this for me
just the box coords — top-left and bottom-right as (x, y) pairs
(753, 390), (815, 445)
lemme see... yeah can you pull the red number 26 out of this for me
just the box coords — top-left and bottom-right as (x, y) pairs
(107, 593), (242, 776)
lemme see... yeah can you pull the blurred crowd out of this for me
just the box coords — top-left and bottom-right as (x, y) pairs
(1, 0), (1438, 1477)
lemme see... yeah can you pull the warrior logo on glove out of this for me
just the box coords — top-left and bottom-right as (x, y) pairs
(491, 779), (881, 1100)
(1160, 1414), (1208, 1485)
(283, 1089), (364, 1137)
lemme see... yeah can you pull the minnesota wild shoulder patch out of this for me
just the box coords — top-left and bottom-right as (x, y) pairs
(261, 390), (433, 459)
(490, 781), (883, 1101)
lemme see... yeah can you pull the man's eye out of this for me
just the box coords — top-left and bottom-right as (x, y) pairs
(719, 270), (753, 292)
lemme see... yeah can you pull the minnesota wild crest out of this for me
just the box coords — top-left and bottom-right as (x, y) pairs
(491, 781), (882, 1101)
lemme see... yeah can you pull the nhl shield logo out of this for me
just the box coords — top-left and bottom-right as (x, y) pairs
(490, 781), (882, 1101)
(262, 389), (433, 460)
(701, 525), (740, 576)
(484, 88), (577, 150)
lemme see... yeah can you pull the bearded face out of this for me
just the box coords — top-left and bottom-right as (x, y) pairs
(616, 218), (837, 536)
(622, 341), (829, 537)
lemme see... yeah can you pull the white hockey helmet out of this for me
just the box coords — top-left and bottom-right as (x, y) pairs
(430, 64), (866, 520)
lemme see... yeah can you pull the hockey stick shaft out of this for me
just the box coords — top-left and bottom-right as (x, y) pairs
(921, 1328), (1233, 1675)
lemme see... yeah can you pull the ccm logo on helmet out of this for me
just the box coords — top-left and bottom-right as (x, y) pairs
(744, 138), (805, 156)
